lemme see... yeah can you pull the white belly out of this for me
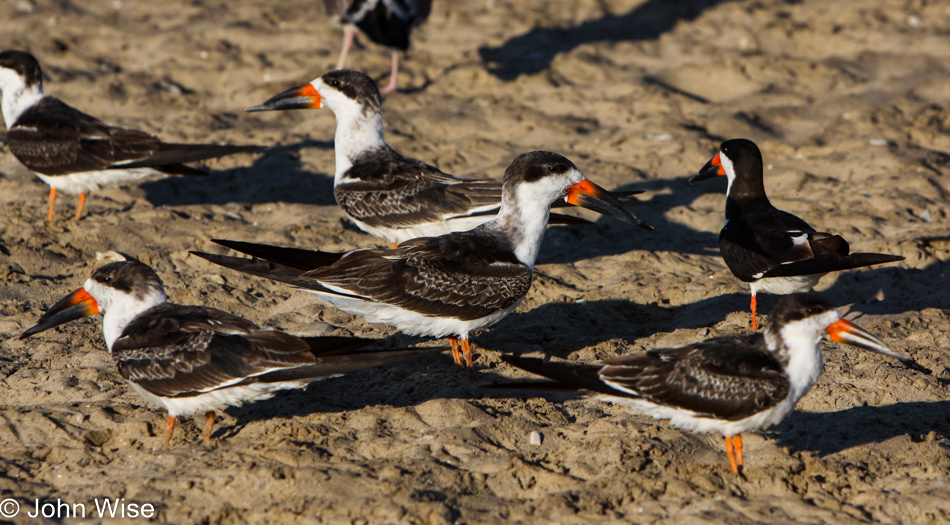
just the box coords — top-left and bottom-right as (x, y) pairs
(36, 168), (158, 194)
(128, 379), (320, 417)
(304, 290), (523, 339)
(750, 274), (825, 295)
(349, 214), (496, 244)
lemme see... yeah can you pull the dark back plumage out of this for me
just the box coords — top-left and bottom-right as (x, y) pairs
(323, 0), (432, 50)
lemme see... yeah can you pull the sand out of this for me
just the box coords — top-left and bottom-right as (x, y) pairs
(1, 0), (949, 523)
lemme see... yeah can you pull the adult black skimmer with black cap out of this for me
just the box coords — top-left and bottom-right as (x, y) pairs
(689, 138), (904, 329)
(20, 259), (439, 449)
(192, 151), (652, 369)
(0, 50), (261, 221)
(501, 293), (929, 474)
(322, 0), (432, 94)
(247, 69), (612, 247)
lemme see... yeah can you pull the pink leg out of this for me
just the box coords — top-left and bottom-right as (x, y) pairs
(379, 51), (400, 94)
(336, 25), (355, 70)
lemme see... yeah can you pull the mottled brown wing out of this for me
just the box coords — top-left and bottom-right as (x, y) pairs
(337, 147), (502, 228)
(8, 97), (160, 175)
(306, 233), (533, 320)
(111, 304), (316, 397)
(600, 336), (790, 421)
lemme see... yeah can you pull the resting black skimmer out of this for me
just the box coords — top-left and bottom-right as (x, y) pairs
(690, 139), (904, 329)
(0, 50), (261, 220)
(193, 151), (652, 369)
(321, 0), (432, 94)
(247, 69), (604, 247)
(501, 293), (929, 473)
(20, 260), (438, 449)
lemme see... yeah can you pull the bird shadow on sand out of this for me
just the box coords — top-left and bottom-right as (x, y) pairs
(478, 0), (737, 81)
(473, 292), (751, 359)
(772, 401), (950, 456)
(140, 139), (335, 207)
(212, 357), (517, 441)
(818, 260), (950, 316)
(537, 173), (725, 265)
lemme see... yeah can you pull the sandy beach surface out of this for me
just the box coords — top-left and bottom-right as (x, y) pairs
(1, 0), (949, 522)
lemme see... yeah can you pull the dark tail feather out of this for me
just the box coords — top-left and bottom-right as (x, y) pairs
(548, 212), (593, 226)
(302, 336), (377, 357)
(211, 239), (344, 270)
(497, 355), (613, 395)
(117, 143), (263, 170)
(257, 346), (446, 383)
(764, 253), (904, 278)
(190, 251), (322, 290)
(151, 163), (210, 176)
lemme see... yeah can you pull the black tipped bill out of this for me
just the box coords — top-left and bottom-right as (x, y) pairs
(20, 288), (100, 339)
(566, 179), (653, 231)
(689, 152), (725, 185)
(246, 84), (322, 112)
(826, 319), (931, 374)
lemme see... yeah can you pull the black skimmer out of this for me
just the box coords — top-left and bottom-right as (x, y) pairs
(247, 69), (604, 247)
(501, 293), (929, 474)
(20, 259), (439, 449)
(690, 138), (904, 329)
(321, 0), (432, 94)
(192, 151), (652, 369)
(0, 50), (261, 221)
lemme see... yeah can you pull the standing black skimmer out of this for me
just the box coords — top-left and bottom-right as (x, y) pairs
(501, 293), (929, 474)
(321, 0), (432, 94)
(247, 69), (600, 247)
(0, 50), (261, 221)
(690, 138), (904, 329)
(20, 260), (439, 449)
(192, 151), (652, 369)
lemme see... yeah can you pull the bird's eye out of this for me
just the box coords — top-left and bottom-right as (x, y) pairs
(331, 80), (341, 87)
(101, 276), (112, 283)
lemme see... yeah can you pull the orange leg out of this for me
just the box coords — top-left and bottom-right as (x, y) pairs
(163, 415), (176, 450)
(461, 338), (474, 370)
(203, 410), (215, 444)
(47, 187), (57, 221)
(74, 193), (87, 221)
(724, 435), (742, 474)
(734, 434), (744, 468)
(750, 292), (758, 330)
(390, 241), (398, 249)
(449, 335), (461, 366)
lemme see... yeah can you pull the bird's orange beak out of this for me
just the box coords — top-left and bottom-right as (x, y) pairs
(566, 179), (652, 230)
(246, 83), (322, 112)
(20, 287), (100, 339)
(690, 152), (726, 184)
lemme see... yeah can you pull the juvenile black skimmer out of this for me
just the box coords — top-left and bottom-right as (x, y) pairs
(690, 138), (904, 329)
(501, 293), (929, 474)
(321, 0), (432, 93)
(247, 69), (603, 247)
(0, 50), (261, 221)
(20, 260), (439, 449)
(192, 151), (652, 369)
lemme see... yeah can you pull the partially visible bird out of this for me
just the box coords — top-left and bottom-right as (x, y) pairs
(192, 151), (652, 370)
(322, 0), (432, 94)
(501, 293), (929, 474)
(0, 50), (261, 221)
(690, 138), (903, 329)
(20, 259), (439, 449)
(247, 69), (609, 247)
